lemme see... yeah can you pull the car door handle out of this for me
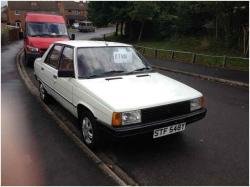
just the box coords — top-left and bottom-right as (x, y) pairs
(53, 75), (57, 79)
(41, 67), (44, 70)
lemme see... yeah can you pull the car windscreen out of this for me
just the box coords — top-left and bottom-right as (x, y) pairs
(27, 22), (68, 37)
(77, 47), (151, 78)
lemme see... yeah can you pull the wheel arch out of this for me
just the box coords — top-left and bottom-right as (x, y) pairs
(77, 103), (96, 120)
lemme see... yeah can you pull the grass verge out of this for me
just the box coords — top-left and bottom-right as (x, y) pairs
(103, 35), (249, 71)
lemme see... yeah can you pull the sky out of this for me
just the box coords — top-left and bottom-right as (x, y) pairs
(1, 0), (7, 7)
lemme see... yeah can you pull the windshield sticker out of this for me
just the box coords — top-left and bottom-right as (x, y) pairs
(113, 49), (132, 63)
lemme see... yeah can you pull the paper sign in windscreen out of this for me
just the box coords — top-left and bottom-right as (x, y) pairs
(113, 48), (132, 63)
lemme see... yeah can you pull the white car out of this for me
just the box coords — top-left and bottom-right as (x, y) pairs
(34, 40), (207, 147)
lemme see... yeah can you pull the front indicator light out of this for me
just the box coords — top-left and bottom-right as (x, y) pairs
(200, 96), (205, 108)
(112, 112), (122, 127)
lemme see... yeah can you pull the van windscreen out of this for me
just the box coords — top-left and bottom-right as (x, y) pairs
(27, 22), (68, 37)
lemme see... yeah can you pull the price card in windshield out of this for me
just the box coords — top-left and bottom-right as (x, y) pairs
(113, 48), (132, 64)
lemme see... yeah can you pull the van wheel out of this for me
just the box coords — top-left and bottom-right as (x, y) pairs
(39, 82), (50, 103)
(24, 51), (33, 67)
(80, 111), (101, 149)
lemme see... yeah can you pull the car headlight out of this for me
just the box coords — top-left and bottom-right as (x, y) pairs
(27, 45), (39, 52)
(190, 97), (205, 111)
(112, 110), (141, 127)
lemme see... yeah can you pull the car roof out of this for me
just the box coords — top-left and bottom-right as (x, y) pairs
(54, 40), (132, 48)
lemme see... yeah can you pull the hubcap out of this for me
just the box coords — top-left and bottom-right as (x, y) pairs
(82, 117), (93, 144)
(39, 84), (45, 100)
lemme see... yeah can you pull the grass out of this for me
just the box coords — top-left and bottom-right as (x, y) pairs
(104, 35), (249, 71)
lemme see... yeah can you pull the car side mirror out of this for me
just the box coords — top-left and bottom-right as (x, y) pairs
(58, 70), (75, 78)
(71, 34), (75, 40)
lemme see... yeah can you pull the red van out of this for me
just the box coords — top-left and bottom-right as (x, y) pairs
(24, 13), (74, 65)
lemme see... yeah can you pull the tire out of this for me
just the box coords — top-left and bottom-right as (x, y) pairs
(39, 82), (50, 103)
(24, 51), (33, 67)
(79, 111), (101, 149)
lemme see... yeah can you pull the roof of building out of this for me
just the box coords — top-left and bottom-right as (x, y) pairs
(8, 1), (59, 11)
(63, 1), (85, 10)
(54, 40), (132, 48)
(8, 1), (86, 11)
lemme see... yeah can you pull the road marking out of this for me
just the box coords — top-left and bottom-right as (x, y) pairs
(16, 49), (138, 186)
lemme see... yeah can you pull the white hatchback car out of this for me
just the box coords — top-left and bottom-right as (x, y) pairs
(34, 40), (207, 147)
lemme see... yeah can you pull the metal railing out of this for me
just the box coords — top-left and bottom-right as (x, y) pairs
(133, 45), (249, 71)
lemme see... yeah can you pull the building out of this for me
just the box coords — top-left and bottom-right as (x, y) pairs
(1, 5), (8, 23)
(63, 1), (87, 26)
(7, 1), (87, 30)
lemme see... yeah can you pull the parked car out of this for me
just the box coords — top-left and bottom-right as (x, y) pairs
(72, 22), (79, 29)
(78, 21), (95, 32)
(24, 13), (73, 66)
(34, 40), (207, 148)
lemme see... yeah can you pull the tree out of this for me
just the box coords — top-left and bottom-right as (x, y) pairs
(128, 2), (160, 41)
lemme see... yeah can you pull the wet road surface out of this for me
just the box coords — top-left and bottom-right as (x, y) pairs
(22, 41), (249, 185)
(1, 41), (116, 185)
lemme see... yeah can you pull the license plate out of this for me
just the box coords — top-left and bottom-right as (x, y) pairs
(153, 122), (186, 139)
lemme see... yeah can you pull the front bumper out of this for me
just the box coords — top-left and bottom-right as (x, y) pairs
(97, 108), (207, 138)
(25, 50), (44, 61)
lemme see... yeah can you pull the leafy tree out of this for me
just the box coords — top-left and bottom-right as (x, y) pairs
(128, 2), (160, 41)
(87, 1), (249, 55)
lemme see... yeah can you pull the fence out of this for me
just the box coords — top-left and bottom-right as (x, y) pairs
(1, 26), (21, 46)
(133, 45), (249, 71)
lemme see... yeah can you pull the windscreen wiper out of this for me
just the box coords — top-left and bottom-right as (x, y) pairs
(79, 74), (100, 79)
(126, 67), (152, 74)
(79, 70), (125, 79)
(101, 70), (125, 75)
(30, 33), (50, 37)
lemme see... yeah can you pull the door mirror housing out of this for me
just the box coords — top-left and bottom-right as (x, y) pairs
(71, 34), (75, 40)
(58, 70), (75, 78)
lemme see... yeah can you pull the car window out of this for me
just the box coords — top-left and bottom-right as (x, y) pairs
(77, 47), (147, 78)
(45, 45), (63, 69)
(59, 47), (74, 71)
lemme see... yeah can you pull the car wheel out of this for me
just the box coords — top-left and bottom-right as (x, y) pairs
(39, 82), (50, 103)
(80, 111), (101, 149)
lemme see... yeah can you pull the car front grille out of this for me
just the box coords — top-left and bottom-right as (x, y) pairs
(141, 101), (190, 123)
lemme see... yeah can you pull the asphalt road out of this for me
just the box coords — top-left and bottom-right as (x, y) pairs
(22, 44), (249, 184)
(1, 42), (116, 185)
(2, 36), (249, 185)
(68, 26), (115, 40)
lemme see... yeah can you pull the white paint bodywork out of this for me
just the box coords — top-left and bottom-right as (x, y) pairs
(34, 40), (203, 126)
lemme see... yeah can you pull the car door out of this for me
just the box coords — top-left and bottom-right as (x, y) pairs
(41, 44), (63, 98)
(54, 46), (75, 114)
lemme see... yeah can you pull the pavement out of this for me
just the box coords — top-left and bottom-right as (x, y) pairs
(148, 58), (249, 84)
(1, 42), (116, 185)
